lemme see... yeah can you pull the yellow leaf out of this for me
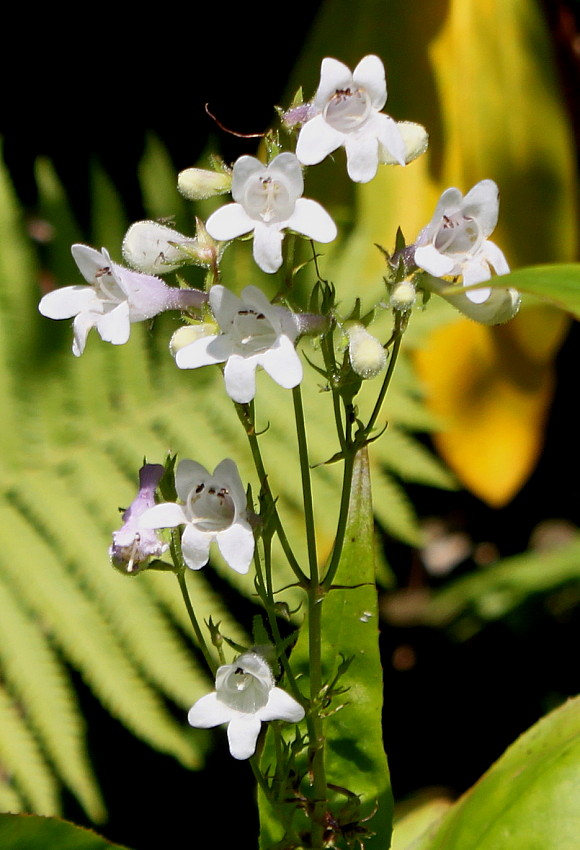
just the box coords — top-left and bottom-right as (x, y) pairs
(414, 306), (569, 506)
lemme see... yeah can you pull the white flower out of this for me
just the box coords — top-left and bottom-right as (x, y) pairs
(414, 180), (511, 304)
(205, 153), (337, 274)
(39, 244), (206, 356)
(188, 651), (305, 760)
(139, 458), (254, 574)
(110, 464), (167, 573)
(174, 285), (303, 404)
(295, 55), (428, 183)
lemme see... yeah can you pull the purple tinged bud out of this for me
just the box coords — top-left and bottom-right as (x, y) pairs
(110, 464), (168, 573)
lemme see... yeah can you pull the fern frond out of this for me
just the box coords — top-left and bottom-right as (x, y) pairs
(0, 684), (59, 816)
(0, 574), (105, 821)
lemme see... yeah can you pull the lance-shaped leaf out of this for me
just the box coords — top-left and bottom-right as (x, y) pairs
(0, 813), (132, 850)
(259, 448), (392, 848)
(409, 695), (580, 850)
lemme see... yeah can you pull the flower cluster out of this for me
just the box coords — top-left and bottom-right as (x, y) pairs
(36, 52), (520, 770)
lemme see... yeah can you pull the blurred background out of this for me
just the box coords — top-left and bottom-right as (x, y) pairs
(0, 0), (579, 847)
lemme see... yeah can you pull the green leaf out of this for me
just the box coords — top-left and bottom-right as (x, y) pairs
(259, 449), (392, 847)
(425, 534), (580, 637)
(316, 447), (393, 847)
(410, 696), (580, 850)
(460, 264), (580, 320)
(0, 813), (132, 850)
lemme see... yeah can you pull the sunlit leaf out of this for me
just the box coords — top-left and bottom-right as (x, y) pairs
(411, 696), (580, 849)
(0, 814), (132, 850)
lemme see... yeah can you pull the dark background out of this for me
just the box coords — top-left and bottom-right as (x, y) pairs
(2, 1), (579, 847)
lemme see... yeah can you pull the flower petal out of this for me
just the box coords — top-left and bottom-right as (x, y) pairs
(206, 203), (254, 241)
(96, 301), (131, 345)
(71, 244), (110, 283)
(252, 223), (284, 274)
(223, 354), (258, 404)
(343, 131), (381, 183)
(482, 240), (510, 276)
(210, 284), (243, 328)
(212, 459), (247, 516)
(415, 245), (456, 277)
(227, 714), (262, 760)
(380, 120), (429, 165)
(217, 521), (254, 574)
(268, 152), (304, 199)
(175, 459), (211, 502)
(231, 156), (265, 203)
(174, 335), (225, 370)
(372, 113), (406, 167)
(352, 54), (387, 110)
(286, 199), (337, 244)
(258, 336), (303, 390)
(462, 180), (499, 237)
(188, 693), (235, 728)
(181, 524), (213, 570)
(260, 687), (305, 723)
(296, 114), (345, 166)
(314, 57), (354, 110)
(72, 311), (98, 357)
(139, 502), (188, 529)
(38, 286), (96, 319)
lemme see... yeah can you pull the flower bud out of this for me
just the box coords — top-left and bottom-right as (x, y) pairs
(169, 323), (217, 358)
(380, 121), (429, 166)
(346, 323), (387, 379)
(421, 275), (521, 325)
(390, 281), (417, 311)
(110, 464), (167, 574)
(123, 221), (198, 274)
(177, 168), (232, 201)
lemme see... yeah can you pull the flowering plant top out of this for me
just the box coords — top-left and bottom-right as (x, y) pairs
(139, 458), (254, 574)
(295, 54), (427, 183)
(205, 152), (337, 273)
(39, 244), (206, 356)
(174, 284), (303, 404)
(414, 179), (510, 303)
(188, 651), (305, 760)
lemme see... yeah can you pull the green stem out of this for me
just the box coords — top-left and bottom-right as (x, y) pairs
(365, 325), (403, 438)
(321, 448), (356, 591)
(175, 568), (216, 676)
(235, 402), (308, 586)
(292, 384), (318, 583)
(306, 583), (328, 846)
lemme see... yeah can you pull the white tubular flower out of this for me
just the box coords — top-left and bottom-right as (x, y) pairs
(39, 244), (207, 356)
(188, 651), (305, 760)
(295, 55), (428, 183)
(414, 180), (511, 303)
(205, 153), (337, 274)
(139, 458), (254, 574)
(110, 464), (167, 574)
(175, 285), (303, 404)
